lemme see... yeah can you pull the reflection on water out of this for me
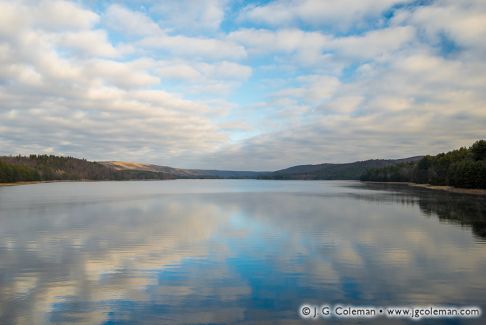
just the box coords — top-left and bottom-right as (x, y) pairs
(0, 180), (485, 324)
(357, 182), (486, 242)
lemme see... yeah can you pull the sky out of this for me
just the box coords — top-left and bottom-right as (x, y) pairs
(0, 0), (485, 170)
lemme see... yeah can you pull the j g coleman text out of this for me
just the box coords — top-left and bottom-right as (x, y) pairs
(299, 304), (481, 320)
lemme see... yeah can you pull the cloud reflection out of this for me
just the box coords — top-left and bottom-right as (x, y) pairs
(0, 181), (485, 324)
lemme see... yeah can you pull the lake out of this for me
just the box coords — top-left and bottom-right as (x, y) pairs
(0, 180), (485, 324)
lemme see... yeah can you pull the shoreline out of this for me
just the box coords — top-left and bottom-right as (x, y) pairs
(364, 181), (486, 196)
(0, 180), (129, 187)
(0, 179), (178, 187)
(0, 181), (53, 187)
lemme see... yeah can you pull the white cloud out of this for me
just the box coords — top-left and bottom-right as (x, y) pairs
(151, 0), (227, 32)
(0, 0), (98, 35)
(34, 0), (99, 30)
(150, 60), (252, 95)
(55, 30), (119, 57)
(84, 59), (160, 88)
(239, 0), (412, 30)
(275, 75), (341, 105)
(0, 0), (234, 163)
(229, 26), (416, 65)
(229, 28), (327, 53)
(105, 4), (162, 37)
(1, 0), (485, 169)
(228, 28), (331, 67)
(330, 26), (416, 59)
(103, 5), (246, 61)
(138, 34), (246, 60)
(202, 43), (486, 169)
(392, 0), (486, 56)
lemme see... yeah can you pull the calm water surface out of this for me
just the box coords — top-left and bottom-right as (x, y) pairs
(0, 180), (485, 324)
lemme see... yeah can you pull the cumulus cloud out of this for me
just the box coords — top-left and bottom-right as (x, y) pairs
(392, 0), (486, 57)
(228, 25), (416, 66)
(228, 28), (329, 66)
(0, 0), (98, 34)
(239, 0), (412, 30)
(151, 0), (228, 32)
(0, 0), (485, 169)
(273, 75), (342, 107)
(330, 26), (416, 59)
(155, 60), (252, 94)
(138, 34), (246, 60)
(103, 4), (246, 61)
(104, 4), (162, 37)
(55, 30), (120, 57)
(0, 0), (233, 164)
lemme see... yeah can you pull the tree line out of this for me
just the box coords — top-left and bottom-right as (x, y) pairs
(360, 140), (486, 189)
(0, 155), (174, 183)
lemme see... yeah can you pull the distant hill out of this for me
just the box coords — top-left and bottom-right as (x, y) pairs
(0, 155), (174, 183)
(1, 154), (441, 184)
(100, 161), (268, 179)
(259, 157), (423, 180)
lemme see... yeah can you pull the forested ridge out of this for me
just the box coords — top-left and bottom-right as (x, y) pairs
(258, 157), (422, 180)
(360, 140), (486, 189)
(0, 155), (174, 183)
